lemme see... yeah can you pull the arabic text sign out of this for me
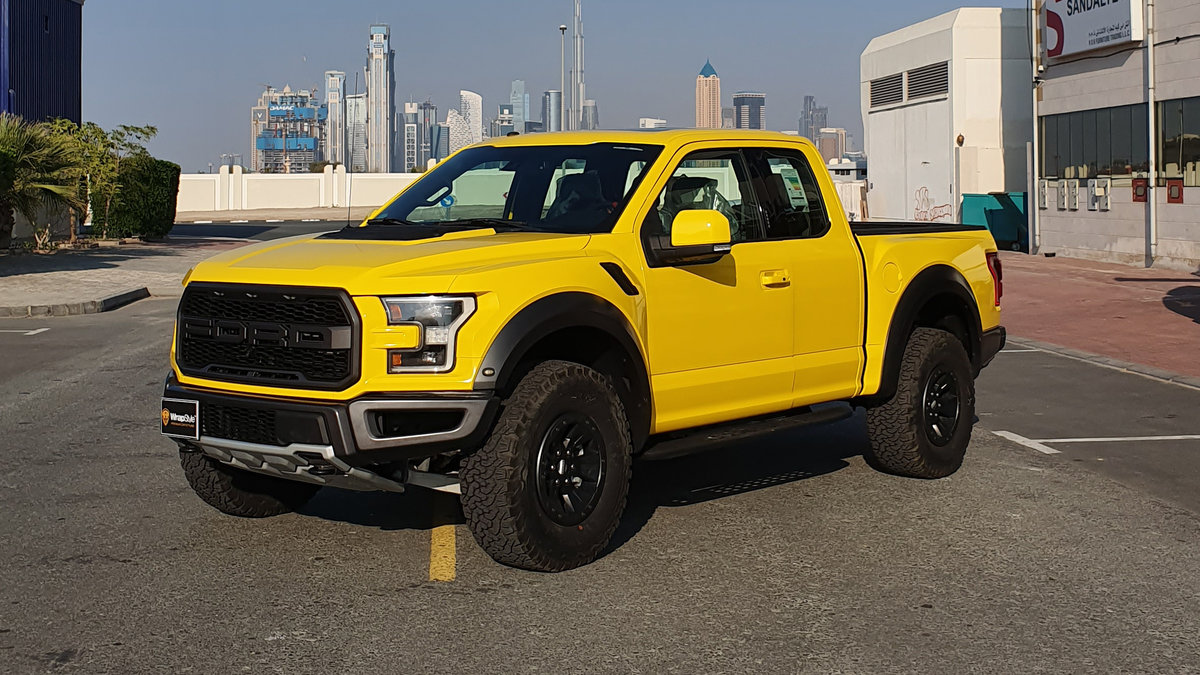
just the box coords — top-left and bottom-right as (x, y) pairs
(1044, 0), (1144, 58)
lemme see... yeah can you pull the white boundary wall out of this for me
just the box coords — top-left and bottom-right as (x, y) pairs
(178, 165), (421, 212)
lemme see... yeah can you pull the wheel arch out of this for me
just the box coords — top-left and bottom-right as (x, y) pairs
(868, 265), (983, 404)
(474, 292), (652, 451)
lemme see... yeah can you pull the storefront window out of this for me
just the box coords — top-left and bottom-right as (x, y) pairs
(1158, 96), (1200, 187)
(1040, 104), (1149, 184)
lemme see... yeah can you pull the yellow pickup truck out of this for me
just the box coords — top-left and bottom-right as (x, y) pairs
(162, 130), (1004, 571)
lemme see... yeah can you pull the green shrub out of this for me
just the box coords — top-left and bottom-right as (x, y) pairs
(94, 154), (180, 239)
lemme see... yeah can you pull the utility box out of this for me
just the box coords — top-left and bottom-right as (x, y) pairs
(1056, 179), (1067, 210)
(1066, 179), (1080, 210)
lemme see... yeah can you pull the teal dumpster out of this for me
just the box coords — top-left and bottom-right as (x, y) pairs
(961, 193), (1028, 252)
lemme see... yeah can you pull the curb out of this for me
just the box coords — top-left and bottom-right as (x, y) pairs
(1009, 336), (1200, 391)
(0, 287), (151, 318)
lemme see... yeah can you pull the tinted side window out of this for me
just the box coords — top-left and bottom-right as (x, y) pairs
(642, 149), (764, 243)
(748, 149), (831, 239)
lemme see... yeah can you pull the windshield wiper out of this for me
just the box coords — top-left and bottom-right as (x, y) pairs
(364, 217), (420, 226)
(436, 218), (536, 231)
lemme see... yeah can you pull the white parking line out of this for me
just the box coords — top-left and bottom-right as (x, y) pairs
(191, 220), (213, 224)
(301, 219), (321, 222)
(266, 219), (283, 223)
(1001, 349), (1042, 353)
(231, 220), (249, 224)
(993, 431), (1061, 454)
(1036, 435), (1200, 444)
(0, 328), (49, 336)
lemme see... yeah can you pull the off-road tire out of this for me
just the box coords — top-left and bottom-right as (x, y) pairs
(865, 327), (975, 479)
(180, 451), (320, 517)
(460, 360), (633, 572)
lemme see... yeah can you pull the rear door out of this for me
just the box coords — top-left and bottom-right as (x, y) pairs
(743, 145), (866, 405)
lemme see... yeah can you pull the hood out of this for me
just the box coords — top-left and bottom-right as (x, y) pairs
(187, 229), (591, 295)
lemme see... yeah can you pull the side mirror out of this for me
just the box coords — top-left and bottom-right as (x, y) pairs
(670, 210), (732, 247)
(649, 209), (733, 267)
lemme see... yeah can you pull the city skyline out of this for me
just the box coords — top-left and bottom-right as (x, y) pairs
(80, 0), (1025, 170)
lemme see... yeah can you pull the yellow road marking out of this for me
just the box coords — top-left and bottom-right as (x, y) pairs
(429, 524), (457, 582)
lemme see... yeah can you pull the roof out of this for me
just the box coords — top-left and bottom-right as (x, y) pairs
(482, 129), (813, 148)
(699, 60), (718, 78)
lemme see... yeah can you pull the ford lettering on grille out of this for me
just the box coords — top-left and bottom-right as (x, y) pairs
(176, 284), (358, 389)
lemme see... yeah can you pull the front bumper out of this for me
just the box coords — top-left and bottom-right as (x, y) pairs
(164, 374), (498, 491)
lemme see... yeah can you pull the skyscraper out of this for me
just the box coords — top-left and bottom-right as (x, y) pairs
(542, 90), (562, 132)
(695, 60), (721, 129)
(346, 93), (368, 172)
(490, 103), (515, 138)
(459, 90), (483, 144)
(402, 102), (419, 172)
(816, 127), (847, 162)
(570, 0), (585, 131)
(800, 95), (828, 142)
(510, 80), (526, 136)
(446, 109), (471, 153)
(733, 92), (766, 130)
(581, 99), (599, 130)
(365, 24), (395, 172)
(324, 72), (346, 166)
(417, 101), (437, 167)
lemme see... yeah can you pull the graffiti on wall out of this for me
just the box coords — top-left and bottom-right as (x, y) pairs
(913, 187), (952, 222)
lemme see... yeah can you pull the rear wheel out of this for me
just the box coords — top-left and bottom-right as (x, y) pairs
(460, 360), (633, 572)
(865, 327), (974, 478)
(180, 451), (320, 517)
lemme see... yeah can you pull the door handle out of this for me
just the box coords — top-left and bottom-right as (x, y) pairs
(760, 269), (791, 288)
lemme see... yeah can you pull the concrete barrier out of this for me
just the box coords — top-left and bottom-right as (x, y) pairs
(178, 165), (421, 213)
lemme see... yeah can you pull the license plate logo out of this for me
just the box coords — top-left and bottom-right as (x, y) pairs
(161, 398), (200, 439)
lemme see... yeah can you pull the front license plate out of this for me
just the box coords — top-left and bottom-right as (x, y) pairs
(161, 398), (200, 439)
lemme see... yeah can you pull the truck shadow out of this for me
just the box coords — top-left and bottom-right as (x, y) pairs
(299, 412), (870, 550)
(607, 412), (869, 554)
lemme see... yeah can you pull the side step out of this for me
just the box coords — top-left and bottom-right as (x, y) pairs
(639, 402), (855, 462)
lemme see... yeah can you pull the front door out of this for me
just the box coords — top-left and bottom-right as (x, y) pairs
(635, 146), (795, 433)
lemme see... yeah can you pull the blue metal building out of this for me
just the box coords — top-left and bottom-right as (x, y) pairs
(0, 0), (83, 123)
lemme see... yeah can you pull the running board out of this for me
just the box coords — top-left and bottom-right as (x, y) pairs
(639, 402), (854, 462)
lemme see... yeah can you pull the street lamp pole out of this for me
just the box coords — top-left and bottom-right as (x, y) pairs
(559, 24), (567, 132)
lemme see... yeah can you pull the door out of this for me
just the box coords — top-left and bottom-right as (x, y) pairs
(743, 146), (865, 405)
(636, 146), (796, 432)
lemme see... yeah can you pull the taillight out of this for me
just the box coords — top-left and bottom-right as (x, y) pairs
(985, 252), (1003, 306)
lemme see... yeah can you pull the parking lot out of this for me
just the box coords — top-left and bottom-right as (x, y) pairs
(2, 300), (1199, 672)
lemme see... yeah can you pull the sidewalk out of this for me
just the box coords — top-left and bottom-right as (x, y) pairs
(0, 239), (246, 316)
(999, 252), (1200, 380)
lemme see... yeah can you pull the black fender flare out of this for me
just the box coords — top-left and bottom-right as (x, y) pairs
(474, 292), (651, 450)
(871, 265), (983, 403)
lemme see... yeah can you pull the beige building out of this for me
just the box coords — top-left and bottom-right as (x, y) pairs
(695, 60), (721, 129)
(817, 127), (848, 162)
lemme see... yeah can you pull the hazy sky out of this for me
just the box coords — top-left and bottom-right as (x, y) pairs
(82, 0), (1024, 171)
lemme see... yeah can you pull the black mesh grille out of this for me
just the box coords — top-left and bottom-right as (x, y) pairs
(177, 284), (358, 390)
(201, 403), (281, 446)
(180, 292), (349, 326)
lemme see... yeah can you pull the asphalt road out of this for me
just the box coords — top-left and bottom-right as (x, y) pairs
(2, 301), (1200, 673)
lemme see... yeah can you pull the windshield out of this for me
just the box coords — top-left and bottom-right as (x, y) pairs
(369, 143), (664, 235)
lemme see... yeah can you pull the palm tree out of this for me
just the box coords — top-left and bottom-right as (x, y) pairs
(0, 113), (84, 249)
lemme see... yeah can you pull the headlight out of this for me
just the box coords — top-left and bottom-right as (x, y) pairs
(381, 296), (476, 372)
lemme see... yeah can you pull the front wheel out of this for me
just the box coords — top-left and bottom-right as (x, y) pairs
(865, 327), (975, 479)
(460, 360), (633, 572)
(180, 451), (320, 517)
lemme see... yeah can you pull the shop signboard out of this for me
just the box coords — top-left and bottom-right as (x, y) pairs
(1044, 0), (1144, 58)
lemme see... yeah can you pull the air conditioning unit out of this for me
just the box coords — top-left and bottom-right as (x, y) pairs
(1067, 179), (1080, 210)
(1038, 179), (1048, 209)
(1056, 179), (1067, 210)
(1087, 179), (1098, 211)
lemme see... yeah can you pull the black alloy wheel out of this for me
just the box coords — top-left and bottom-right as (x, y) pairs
(534, 413), (607, 526)
(922, 368), (961, 446)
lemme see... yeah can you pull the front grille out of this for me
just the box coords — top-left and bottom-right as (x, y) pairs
(201, 403), (282, 446)
(177, 284), (359, 390)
